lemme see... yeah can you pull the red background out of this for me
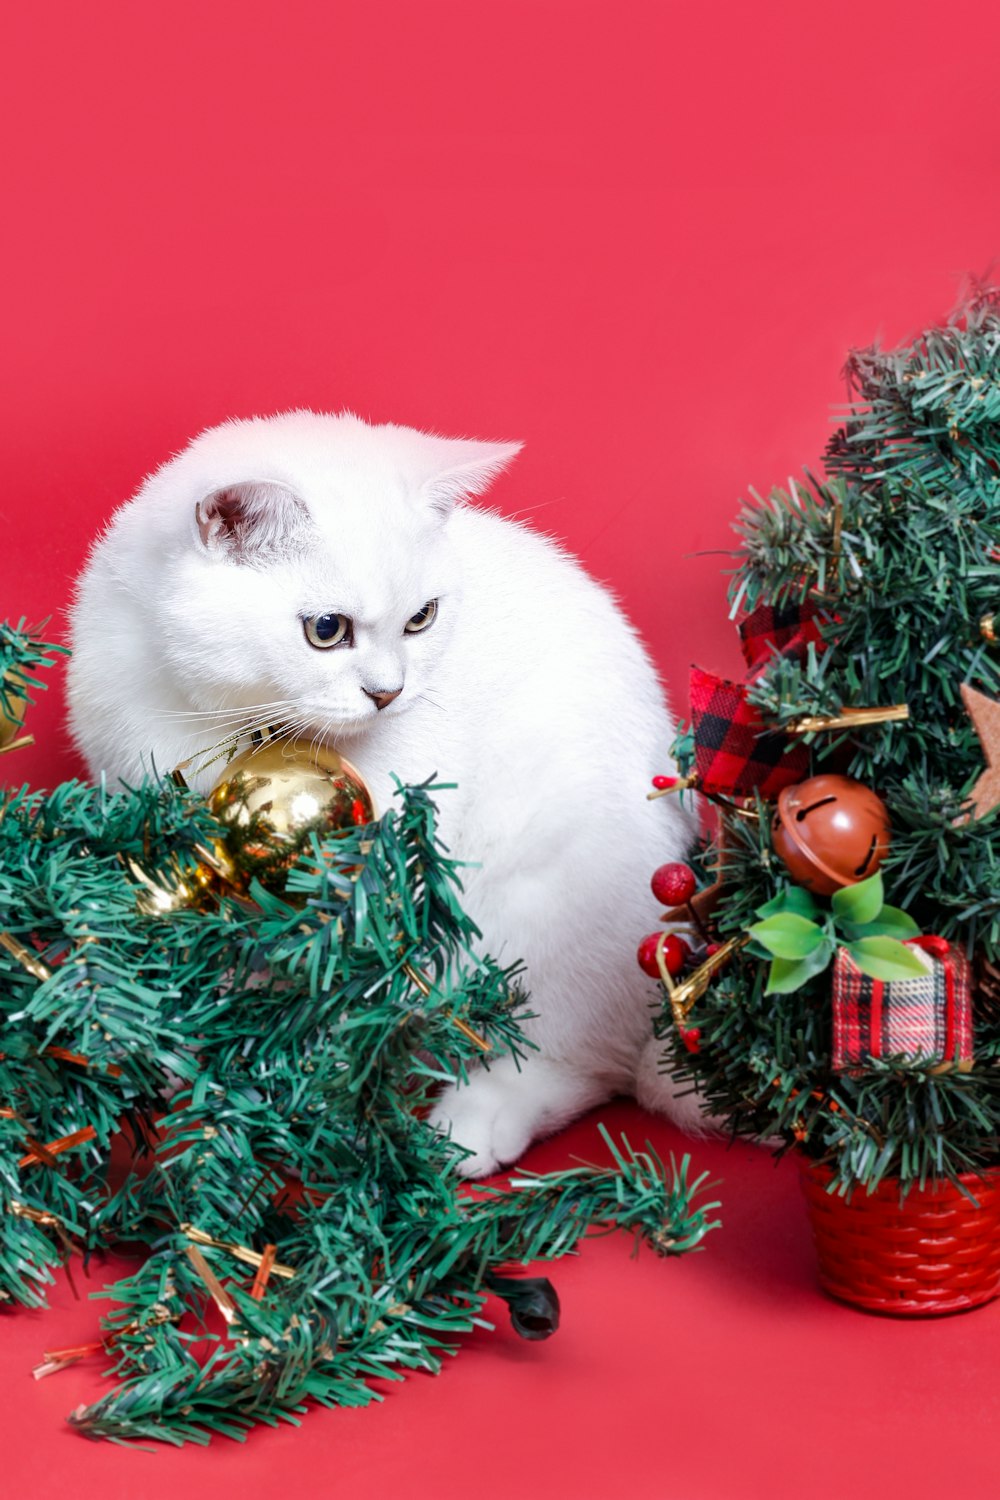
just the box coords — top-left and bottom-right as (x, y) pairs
(3, 2), (1000, 1495)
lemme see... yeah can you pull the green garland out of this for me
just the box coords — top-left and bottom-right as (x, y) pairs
(0, 625), (717, 1445)
(664, 288), (1000, 1196)
(0, 617), (66, 734)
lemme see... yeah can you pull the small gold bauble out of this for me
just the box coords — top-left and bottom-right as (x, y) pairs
(206, 736), (377, 895)
(125, 844), (236, 916)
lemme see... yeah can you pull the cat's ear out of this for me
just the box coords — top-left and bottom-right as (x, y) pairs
(195, 481), (308, 560)
(417, 438), (522, 518)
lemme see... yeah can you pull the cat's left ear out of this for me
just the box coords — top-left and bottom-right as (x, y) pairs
(417, 438), (522, 518)
(194, 480), (309, 561)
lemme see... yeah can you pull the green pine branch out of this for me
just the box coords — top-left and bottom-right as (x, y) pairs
(0, 624), (715, 1442)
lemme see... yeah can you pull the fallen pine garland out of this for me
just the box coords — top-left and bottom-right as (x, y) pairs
(0, 622), (717, 1444)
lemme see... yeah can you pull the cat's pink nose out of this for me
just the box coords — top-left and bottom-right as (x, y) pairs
(363, 686), (402, 711)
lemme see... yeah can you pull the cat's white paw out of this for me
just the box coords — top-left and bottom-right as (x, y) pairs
(429, 1054), (612, 1179)
(429, 1071), (535, 1178)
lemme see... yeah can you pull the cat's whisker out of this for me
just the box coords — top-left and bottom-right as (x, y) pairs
(307, 718), (330, 761)
(501, 497), (562, 522)
(416, 692), (445, 714)
(150, 700), (298, 723)
(184, 708), (306, 769)
(152, 696), (297, 715)
(261, 717), (309, 754)
(209, 711), (287, 739)
(239, 713), (312, 759)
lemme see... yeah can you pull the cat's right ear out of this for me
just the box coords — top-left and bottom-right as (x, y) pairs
(415, 438), (522, 518)
(194, 481), (307, 561)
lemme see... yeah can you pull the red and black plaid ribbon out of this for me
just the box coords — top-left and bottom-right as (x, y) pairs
(738, 601), (824, 679)
(689, 600), (825, 799)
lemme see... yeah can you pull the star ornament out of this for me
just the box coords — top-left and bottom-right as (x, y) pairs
(960, 683), (1000, 820)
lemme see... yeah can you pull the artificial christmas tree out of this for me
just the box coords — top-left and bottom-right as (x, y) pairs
(650, 286), (1000, 1314)
(0, 622), (717, 1444)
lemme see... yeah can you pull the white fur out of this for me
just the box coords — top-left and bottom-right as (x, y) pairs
(67, 412), (698, 1175)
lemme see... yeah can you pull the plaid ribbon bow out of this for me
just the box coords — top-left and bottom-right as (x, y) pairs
(688, 600), (825, 799)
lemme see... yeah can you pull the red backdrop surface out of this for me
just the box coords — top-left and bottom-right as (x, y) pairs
(3, 2), (1000, 1496)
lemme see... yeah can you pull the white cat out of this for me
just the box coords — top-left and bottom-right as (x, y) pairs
(67, 411), (699, 1174)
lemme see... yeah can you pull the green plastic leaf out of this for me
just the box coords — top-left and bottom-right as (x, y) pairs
(831, 872), (884, 927)
(755, 886), (819, 921)
(842, 905), (921, 942)
(847, 936), (928, 982)
(745, 940), (774, 962)
(764, 939), (834, 993)
(747, 912), (824, 960)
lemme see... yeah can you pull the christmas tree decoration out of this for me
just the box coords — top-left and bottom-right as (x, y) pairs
(974, 952), (1000, 1021)
(687, 600), (818, 801)
(637, 932), (689, 979)
(831, 935), (973, 1073)
(769, 775), (891, 896)
(959, 683), (1000, 820)
(673, 876), (726, 931)
(784, 705), (910, 736)
(650, 862), (697, 908)
(683, 600), (908, 802)
(737, 598), (825, 674)
(652, 288), (1000, 1314)
(677, 1023), (701, 1054)
(650, 859), (716, 943)
(205, 732), (377, 893)
(0, 619), (65, 756)
(0, 674), (26, 751)
(659, 934), (748, 1023)
(0, 622), (717, 1443)
(688, 664), (811, 799)
(799, 1162), (1000, 1315)
(656, 823), (739, 935)
(646, 772), (699, 800)
(747, 872), (922, 996)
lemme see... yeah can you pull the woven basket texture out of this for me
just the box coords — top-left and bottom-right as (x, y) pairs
(799, 1158), (1000, 1315)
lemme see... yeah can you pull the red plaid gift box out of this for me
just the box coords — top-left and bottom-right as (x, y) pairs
(832, 936), (973, 1072)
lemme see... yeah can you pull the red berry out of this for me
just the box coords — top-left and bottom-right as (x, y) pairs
(651, 862), (697, 907)
(679, 1025), (702, 1054)
(666, 935), (691, 974)
(651, 775), (677, 790)
(637, 932), (689, 978)
(637, 934), (662, 976)
(705, 943), (721, 958)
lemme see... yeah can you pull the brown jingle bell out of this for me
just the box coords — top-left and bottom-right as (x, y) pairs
(771, 773), (890, 896)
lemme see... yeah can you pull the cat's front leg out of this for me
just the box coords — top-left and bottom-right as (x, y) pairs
(428, 1053), (613, 1178)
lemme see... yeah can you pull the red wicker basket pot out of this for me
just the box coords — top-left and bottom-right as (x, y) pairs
(799, 1158), (1000, 1315)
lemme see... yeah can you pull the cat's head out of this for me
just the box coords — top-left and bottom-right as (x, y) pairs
(151, 412), (520, 752)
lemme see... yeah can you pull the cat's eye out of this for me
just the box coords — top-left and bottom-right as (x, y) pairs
(404, 599), (438, 634)
(303, 613), (352, 649)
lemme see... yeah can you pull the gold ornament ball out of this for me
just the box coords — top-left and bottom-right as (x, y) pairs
(206, 736), (377, 894)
